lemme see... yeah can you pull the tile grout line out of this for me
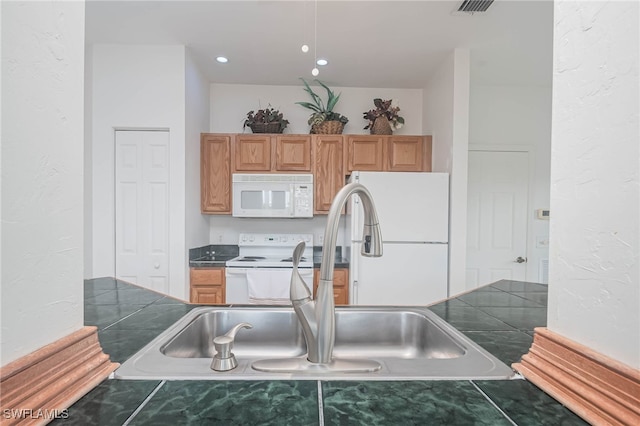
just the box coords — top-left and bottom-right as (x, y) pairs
(469, 380), (518, 426)
(99, 307), (147, 331)
(97, 298), (166, 331)
(317, 380), (325, 426)
(122, 380), (166, 425)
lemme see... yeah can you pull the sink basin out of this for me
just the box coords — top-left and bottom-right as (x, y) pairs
(115, 306), (516, 381)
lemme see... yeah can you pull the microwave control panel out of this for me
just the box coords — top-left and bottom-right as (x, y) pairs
(293, 183), (313, 217)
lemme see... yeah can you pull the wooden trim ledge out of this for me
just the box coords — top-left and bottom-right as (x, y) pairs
(0, 326), (119, 425)
(512, 327), (640, 426)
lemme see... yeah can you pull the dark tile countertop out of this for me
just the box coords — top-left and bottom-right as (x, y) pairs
(54, 279), (588, 425)
(189, 244), (350, 268)
(313, 246), (349, 269)
(189, 244), (239, 267)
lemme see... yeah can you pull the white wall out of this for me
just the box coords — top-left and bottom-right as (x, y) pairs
(184, 49), (212, 287)
(208, 83), (424, 247)
(209, 216), (343, 248)
(89, 45), (187, 299)
(210, 83), (423, 135)
(1, 1), (85, 365)
(469, 85), (552, 283)
(423, 49), (471, 297)
(84, 46), (94, 278)
(548, 1), (639, 369)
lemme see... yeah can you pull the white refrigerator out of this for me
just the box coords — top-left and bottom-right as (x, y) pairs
(346, 171), (449, 305)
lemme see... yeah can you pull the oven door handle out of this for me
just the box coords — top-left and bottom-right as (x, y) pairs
(297, 268), (314, 278)
(225, 268), (249, 275)
(225, 267), (313, 276)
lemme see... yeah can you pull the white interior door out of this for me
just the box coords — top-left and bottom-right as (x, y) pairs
(466, 150), (529, 288)
(115, 130), (169, 293)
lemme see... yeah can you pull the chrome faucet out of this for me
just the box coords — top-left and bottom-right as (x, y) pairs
(291, 182), (383, 364)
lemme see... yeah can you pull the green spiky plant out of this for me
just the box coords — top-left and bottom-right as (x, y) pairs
(296, 78), (349, 128)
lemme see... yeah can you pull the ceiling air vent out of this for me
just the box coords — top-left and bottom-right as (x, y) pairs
(458, 0), (494, 13)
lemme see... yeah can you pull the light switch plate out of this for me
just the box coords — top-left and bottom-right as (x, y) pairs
(536, 236), (550, 248)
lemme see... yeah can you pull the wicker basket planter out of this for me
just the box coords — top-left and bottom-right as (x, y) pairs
(311, 120), (345, 134)
(370, 116), (393, 135)
(249, 122), (284, 134)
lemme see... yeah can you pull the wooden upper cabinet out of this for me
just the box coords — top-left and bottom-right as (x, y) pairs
(275, 135), (312, 171)
(201, 134), (231, 214)
(387, 135), (426, 171)
(346, 135), (432, 172)
(313, 135), (344, 213)
(346, 135), (384, 171)
(200, 133), (432, 216)
(234, 134), (272, 171)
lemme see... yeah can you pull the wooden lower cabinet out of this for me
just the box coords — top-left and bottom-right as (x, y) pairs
(190, 267), (225, 304)
(313, 267), (349, 305)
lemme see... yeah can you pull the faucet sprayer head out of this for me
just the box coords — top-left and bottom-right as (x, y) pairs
(361, 224), (383, 257)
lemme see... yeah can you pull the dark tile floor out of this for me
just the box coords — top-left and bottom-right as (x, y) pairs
(51, 278), (587, 425)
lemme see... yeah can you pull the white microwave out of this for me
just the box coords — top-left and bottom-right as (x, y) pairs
(232, 174), (314, 218)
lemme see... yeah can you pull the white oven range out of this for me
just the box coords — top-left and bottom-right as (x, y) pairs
(225, 233), (314, 304)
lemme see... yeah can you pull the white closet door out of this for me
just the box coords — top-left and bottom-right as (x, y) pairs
(466, 150), (529, 288)
(115, 130), (169, 293)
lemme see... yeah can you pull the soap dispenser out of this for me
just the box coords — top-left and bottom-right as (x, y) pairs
(211, 322), (252, 371)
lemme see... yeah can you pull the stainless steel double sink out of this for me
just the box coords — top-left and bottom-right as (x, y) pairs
(115, 306), (516, 381)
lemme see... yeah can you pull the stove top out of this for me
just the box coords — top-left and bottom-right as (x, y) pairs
(226, 233), (314, 268)
(226, 255), (314, 268)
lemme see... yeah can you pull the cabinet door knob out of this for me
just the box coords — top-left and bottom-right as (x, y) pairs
(154, 263), (160, 269)
(515, 256), (527, 264)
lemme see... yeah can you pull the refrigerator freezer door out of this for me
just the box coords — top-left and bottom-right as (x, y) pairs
(352, 242), (448, 306)
(349, 172), (449, 243)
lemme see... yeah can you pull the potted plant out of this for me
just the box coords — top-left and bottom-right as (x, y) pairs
(243, 106), (289, 133)
(363, 98), (405, 135)
(296, 78), (349, 134)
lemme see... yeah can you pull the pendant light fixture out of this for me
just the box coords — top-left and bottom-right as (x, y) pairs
(301, 0), (325, 76)
(301, 0), (309, 53)
(311, 0), (319, 76)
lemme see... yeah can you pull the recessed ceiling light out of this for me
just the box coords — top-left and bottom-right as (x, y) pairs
(216, 56), (228, 63)
(316, 58), (328, 66)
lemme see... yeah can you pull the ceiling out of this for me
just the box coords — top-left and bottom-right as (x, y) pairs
(85, 0), (553, 89)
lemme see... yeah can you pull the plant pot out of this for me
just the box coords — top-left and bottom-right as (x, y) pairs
(370, 116), (393, 135)
(250, 123), (283, 134)
(311, 120), (345, 134)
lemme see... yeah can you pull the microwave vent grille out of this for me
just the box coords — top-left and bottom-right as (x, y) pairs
(233, 174), (313, 183)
